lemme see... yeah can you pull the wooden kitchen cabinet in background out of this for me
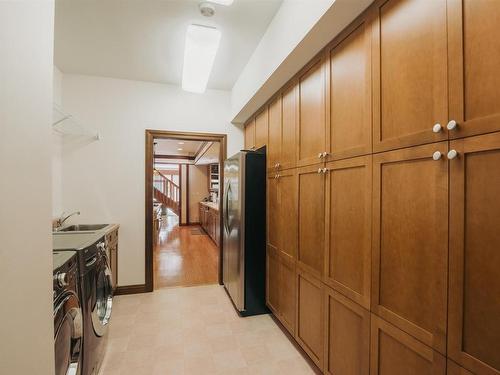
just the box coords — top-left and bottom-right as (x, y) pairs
(324, 287), (370, 375)
(327, 15), (372, 160)
(448, 132), (500, 375)
(372, 0), (448, 152)
(372, 142), (449, 354)
(370, 314), (446, 375)
(199, 203), (220, 246)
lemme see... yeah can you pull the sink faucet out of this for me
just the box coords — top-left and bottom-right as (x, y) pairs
(55, 211), (80, 230)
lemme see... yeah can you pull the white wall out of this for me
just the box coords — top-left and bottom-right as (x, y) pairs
(52, 66), (63, 217)
(60, 74), (243, 286)
(231, 0), (373, 123)
(0, 1), (55, 374)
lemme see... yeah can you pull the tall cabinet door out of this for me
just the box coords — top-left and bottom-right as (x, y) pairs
(278, 169), (297, 260)
(324, 287), (370, 375)
(297, 164), (326, 278)
(372, 0), (448, 152)
(281, 81), (298, 170)
(255, 107), (268, 149)
(298, 58), (327, 167)
(325, 156), (372, 309)
(266, 173), (280, 314)
(448, 1), (500, 139)
(448, 132), (500, 375)
(327, 16), (372, 161)
(267, 96), (282, 171)
(370, 315), (446, 375)
(244, 118), (255, 150)
(296, 269), (324, 369)
(372, 142), (449, 354)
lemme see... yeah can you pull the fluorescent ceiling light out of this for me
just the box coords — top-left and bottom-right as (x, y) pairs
(182, 24), (221, 93)
(178, 142), (185, 145)
(177, 148), (183, 151)
(209, 0), (234, 5)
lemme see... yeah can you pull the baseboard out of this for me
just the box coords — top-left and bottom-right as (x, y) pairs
(114, 284), (148, 295)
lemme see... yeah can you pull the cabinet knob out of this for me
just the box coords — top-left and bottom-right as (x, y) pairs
(447, 149), (459, 160)
(432, 151), (442, 160)
(447, 120), (458, 131)
(432, 123), (443, 133)
(318, 153), (323, 159)
(322, 168), (328, 174)
(322, 152), (329, 158)
(317, 168), (322, 174)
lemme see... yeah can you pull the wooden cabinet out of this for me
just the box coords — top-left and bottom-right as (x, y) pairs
(448, 132), (500, 375)
(324, 287), (370, 375)
(327, 16), (372, 160)
(266, 246), (280, 315)
(370, 314), (446, 375)
(267, 96), (282, 171)
(372, 0), (448, 152)
(281, 82), (298, 170)
(324, 156), (371, 309)
(448, 1), (500, 139)
(267, 169), (297, 334)
(255, 107), (268, 148)
(244, 118), (255, 150)
(372, 142), (449, 354)
(199, 203), (220, 246)
(447, 360), (474, 375)
(297, 164), (325, 278)
(298, 58), (327, 167)
(296, 269), (324, 368)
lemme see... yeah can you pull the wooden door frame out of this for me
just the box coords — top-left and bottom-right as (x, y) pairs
(145, 129), (227, 293)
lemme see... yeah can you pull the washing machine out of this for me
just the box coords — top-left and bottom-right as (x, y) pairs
(53, 251), (83, 375)
(81, 238), (113, 375)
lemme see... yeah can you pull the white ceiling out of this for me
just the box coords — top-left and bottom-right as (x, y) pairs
(196, 142), (220, 165)
(154, 139), (204, 156)
(54, 0), (282, 90)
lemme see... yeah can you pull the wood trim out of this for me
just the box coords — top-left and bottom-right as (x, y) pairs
(178, 164), (183, 225)
(186, 164), (190, 224)
(145, 129), (227, 292)
(115, 284), (147, 295)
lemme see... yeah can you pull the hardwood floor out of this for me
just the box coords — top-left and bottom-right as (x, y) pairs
(154, 214), (219, 289)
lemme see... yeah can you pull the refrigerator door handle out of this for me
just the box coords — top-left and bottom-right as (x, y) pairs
(224, 182), (231, 234)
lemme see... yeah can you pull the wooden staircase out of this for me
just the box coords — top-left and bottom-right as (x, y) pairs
(154, 170), (180, 216)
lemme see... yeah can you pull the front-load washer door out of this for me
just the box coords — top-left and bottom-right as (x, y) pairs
(54, 291), (83, 375)
(91, 259), (113, 337)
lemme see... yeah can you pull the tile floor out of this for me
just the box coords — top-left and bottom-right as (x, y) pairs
(100, 285), (317, 374)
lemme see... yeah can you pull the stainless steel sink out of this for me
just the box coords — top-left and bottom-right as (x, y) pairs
(58, 224), (108, 232)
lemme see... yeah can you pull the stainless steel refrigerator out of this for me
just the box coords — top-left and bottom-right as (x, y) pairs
(222, 149), (268, 316)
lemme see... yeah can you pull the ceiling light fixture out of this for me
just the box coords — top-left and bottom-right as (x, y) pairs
(177, 148), (183, 151)
(182, 24), (221, 94)
(209, 0), (234, 5)
(178, 142), (185, 145)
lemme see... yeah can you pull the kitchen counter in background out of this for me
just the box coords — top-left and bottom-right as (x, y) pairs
(199, 201), (219, 211)
(199, 202), (220, 246)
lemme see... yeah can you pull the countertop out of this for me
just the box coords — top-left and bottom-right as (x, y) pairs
(52, 224), (119, 251)
(52, 250), (77, 271)
(200, 201), (219, 211)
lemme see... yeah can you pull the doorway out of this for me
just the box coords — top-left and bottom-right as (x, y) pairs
(145, 130), (227, 292)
